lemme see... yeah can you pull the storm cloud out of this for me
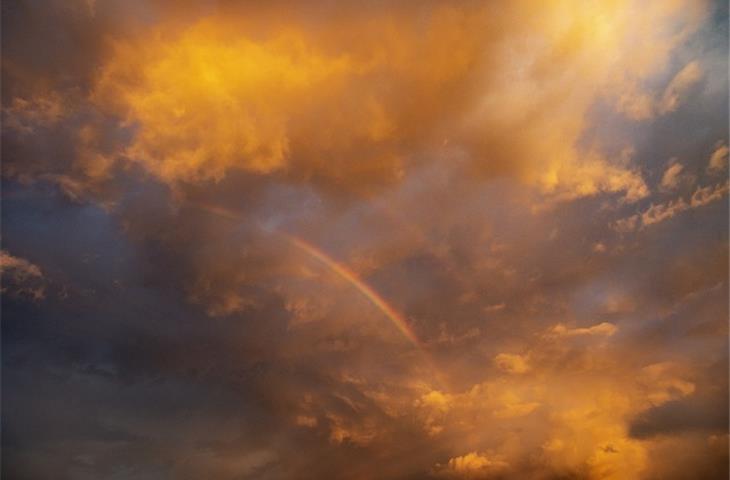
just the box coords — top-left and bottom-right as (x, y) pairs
(2, 1), (728, 479)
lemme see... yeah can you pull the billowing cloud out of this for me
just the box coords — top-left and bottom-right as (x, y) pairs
(1, 1), (727, 479)
(6, 0), (711, 203)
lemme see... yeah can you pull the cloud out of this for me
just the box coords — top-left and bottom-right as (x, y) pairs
(659, 160), (686, 191)
(493, 392), (541, 419)
(642, 198), (690, 226)
(617, 60), (704, 120)
(0, 250), (43, 278)
(326, 413), (378, 446)
(89, 8), (481, 190)
(614, 181), (729, 231)
(0, 250), (45, 300)
(295, 415), (318, 428)
(640, 362), (696, 407)
(690, 182), (730, 207)
(592, 242), (607, 253)
(548, 322), (617, 338)
(613, 214), (640, 233)
(707, 142), (729, 174)
(417, 390), (454, 412)
(494, 353), (530, 374)
(1, 1), (727, 479)
(1, 0), (703, 204)
(434, 452), (509, 479)
(617, 89), (656, 121)
(658, 61), (703, 115)
(629, 396), (729, 439)
(405, 316), (716, 479)
(3, 93), (65, 134)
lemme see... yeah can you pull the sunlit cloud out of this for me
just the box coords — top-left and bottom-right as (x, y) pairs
(0, 250), (45, 300)
(1, 0), (727, 479)
(708, 141), (729, 174)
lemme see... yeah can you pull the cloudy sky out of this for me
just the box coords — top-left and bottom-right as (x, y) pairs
(1, 1), (728, 478)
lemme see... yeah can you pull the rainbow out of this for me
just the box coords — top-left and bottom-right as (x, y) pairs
(192, 201), (421, 348)
(287, 236), (421, 348)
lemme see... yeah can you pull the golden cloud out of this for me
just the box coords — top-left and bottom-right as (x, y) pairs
(548, 322), (618, 338)
(494, 353), (531, 374)
(85, 0), (707, 200)
(434, 451), (509, 479)
(614, 180), (729, 231)
(707, 142), (729, 174)
(660, 160), (686, 191)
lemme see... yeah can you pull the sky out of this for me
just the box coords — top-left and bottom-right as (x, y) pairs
(1, 1), (728, 479)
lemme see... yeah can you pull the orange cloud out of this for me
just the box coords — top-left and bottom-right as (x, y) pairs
(548, 322), (617, 338)
(494, 353), (531, 374)
(707, 142), (729, 174)
(2, 2), (724, 479)
(434, 452), (509, 478)
(83, 0), (707, 202)
(91, 9), (479, 190)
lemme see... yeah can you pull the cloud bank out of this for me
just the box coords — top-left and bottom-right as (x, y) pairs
(2, 1), (727, 479)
